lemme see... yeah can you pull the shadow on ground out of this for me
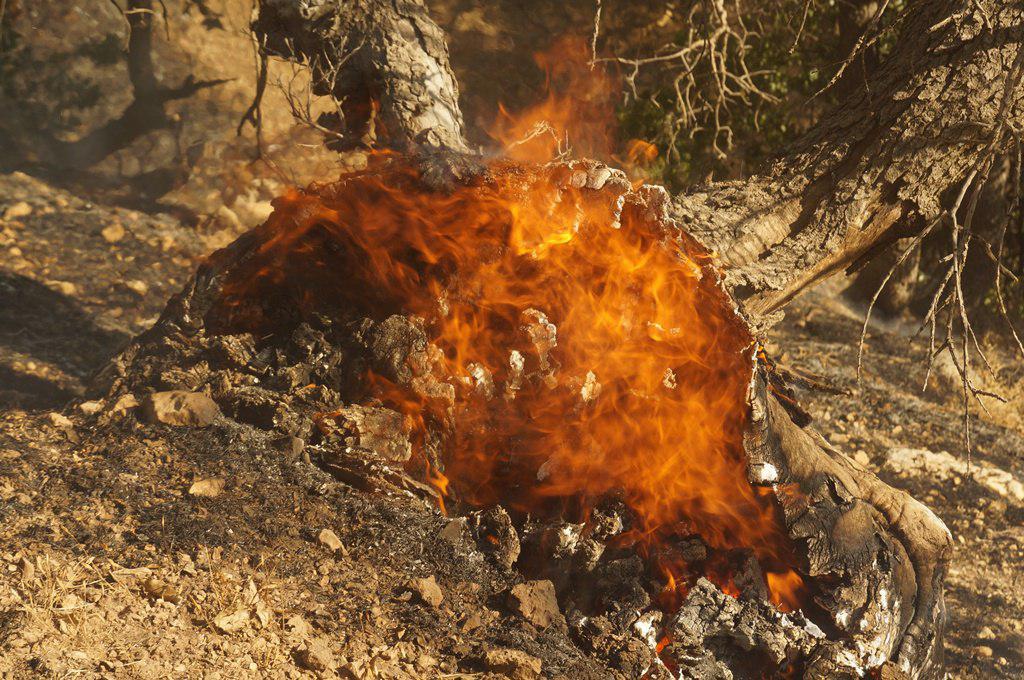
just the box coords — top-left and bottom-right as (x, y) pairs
(0, 271), (129, 409)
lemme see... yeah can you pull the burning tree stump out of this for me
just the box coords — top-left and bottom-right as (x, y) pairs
(100, 159), (949, 678)
(98, 0), (1024, 677)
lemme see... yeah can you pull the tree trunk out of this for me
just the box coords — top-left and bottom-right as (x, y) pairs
(254, 0), (468, 152)
(254, 1), (1024, 325)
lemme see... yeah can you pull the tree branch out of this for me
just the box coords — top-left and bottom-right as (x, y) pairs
(674, 0), (1024, 322)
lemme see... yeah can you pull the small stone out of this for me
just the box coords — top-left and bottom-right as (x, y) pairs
(408, 575), (444, 608)
(483, 648), (542, 680)
(188, 478), (226, 498)
(507, 580), (563, 629)
(317, 529), (344, 553)
(213, 609), (250, 634)
(3, 202), (32, 220)
(141, 391), (221, 427)
(854, 451), (871, 466)
(285, 614), (310, 637)
(461, 610), (487, 632)
(47, 412), (73, 429)
(975, 645), (994, 658)
(50, 280), (77, 296)
(143, 577), (180, 604)
(294, 640), (335, 672)
(112, 393), (139, 413)
(978, 626), (996, 640)
(78, 400), (103, 415)
(234, 199), (274, 225)
(101, 222), (126, 243)
(125, 279), (149, 296)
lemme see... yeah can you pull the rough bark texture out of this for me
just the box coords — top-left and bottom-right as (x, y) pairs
(745, 377), (952, 678)
(253, 0), (1024, 327)
(254, 0), (468, 152)
(675, 0), (1024, 322)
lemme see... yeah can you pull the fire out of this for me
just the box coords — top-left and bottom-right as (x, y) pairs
(212, 161), (804, 608)
(490, 37), (618, 164)
(209, 36), (806, 616)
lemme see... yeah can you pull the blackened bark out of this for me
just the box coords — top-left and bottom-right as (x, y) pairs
(231, 4), (1008, 675)
(254, 0), (468, 152)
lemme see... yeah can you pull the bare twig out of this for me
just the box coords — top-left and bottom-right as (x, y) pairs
(595, 0), (778, 160)
(862, 42), (1024, 456)
(237, 32), (270, 155)
(788, 0), (814, 54)
(810, 0), (895, 100)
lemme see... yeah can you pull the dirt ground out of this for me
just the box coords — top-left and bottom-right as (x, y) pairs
(1, 163), (1023, 679)
(1, 1), (1024, 676)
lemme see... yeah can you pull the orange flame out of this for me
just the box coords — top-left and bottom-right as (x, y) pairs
(213, 162), (804, 609)
(210, 37), (804, 613)
(489, 37), (621, 165)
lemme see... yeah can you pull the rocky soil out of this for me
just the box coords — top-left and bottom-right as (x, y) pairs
(1, 167), (1022, 678)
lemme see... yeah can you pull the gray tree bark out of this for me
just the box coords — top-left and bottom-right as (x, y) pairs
(254, 0), (468, 152)
(253, 1), (1024, 326)
(675, 0), (1024, 323)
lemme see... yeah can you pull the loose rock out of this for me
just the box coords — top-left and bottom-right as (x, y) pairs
(3, 201), (32, 219)
(47, 412), (73, 429)
(408, 575), (444, 608)
(483, 648), (542, 680)
(188, 478), (225, 498)
(125, 279), (149, 296)
(507, 580), (563, 629)
(294, 639), (335, 672)
(143, 577), (180, 604)
(213, 609), (250, 634)
(886, 447), (1024, 505)
(78, 400), (104, 415)
(101, 222), (126, 243)
(141, 391), (222, 427)
(317, 528), (344, 553)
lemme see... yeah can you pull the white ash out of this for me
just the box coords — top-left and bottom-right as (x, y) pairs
(579, 371), (601, 404)
(522, 308), (559, 379)
(750, 462), (779, 484)
(662, 368), (677, 389)
(467, 362), (495, 398)
(632, 610), (662, 648)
